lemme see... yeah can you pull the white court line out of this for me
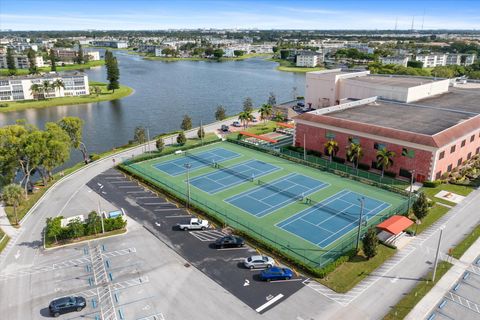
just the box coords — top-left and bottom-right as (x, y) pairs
(255, 294), (284, 313)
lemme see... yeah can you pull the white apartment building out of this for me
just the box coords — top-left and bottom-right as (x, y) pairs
(380, 56), (409, 67)
(445, 53), (476, 66)
(415, 54), (447, 68)
(0, 72), (89, 102)
(296, 52), (324, 68)
(92, 40), (128, 48)
(53, 48), (100, 61)
(0, 54), (44, 69)
(9, 43), (38, 52)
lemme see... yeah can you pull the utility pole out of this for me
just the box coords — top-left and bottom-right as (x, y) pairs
(407, 169), (416, 213)
(355, 197), (365, 252)
(200, 120), (204, 146)
(303, 134), (307, 161)
(147, 127), (151, 153)
(184, 163), (191, 208)
(432, 226), (445, 282)
(411, 16), (415, 32)
(98, 199), (105, 234)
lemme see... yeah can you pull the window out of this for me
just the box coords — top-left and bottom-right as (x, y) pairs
(439, 151), (445, 160)
(447, 164), (453, 172)
(476, 147), (480, 155)
(461, 140), (466, 147)
(435, 171), (442, 180)
(467, 152), (472, 160)
(457, 158), (463, 166)
(325, 131), (336, 139)
(450, 145), (456, 153)
(402, 148), (415, 158)
(371, 161), (378, 169)
(470, 135), (475, 142)
(399, 168), (412, 179)
(374, 142), (386, 150)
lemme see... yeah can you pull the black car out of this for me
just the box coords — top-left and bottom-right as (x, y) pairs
(214, 235), (245, 248)
(221, 124), (229, 132)
(49, 296), (86, 317)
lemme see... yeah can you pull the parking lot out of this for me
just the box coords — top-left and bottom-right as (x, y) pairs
(87, 169), (305, 314)
(428, 255), (480, 320)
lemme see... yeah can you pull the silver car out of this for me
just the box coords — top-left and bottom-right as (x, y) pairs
(243, 255), (275, 269)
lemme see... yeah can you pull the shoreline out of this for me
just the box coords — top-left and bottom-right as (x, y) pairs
(0, 81), (133, 113)
(267, 58), (325, 73)
(0, 60), (105, 76)
(138, 52), (272, 62)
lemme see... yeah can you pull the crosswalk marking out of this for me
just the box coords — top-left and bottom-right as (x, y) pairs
(189, 230), (226, 242)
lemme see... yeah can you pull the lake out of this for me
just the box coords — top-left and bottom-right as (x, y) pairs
(0, 51), (305, 165)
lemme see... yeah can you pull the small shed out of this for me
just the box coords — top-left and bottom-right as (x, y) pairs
(377, 215), (414, 235)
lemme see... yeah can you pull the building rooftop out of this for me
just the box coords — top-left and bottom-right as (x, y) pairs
(345, 75), (440, 88)
(413, 87), (480, 114)
(0, 71), (86, 80)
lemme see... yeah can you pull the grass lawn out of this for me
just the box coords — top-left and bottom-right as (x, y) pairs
(0, 60), (105, 76)
(0, 81), (133, 113)
(268, 58), (324, 73)
(407, 204), (450, 235)
(0, 229), (9, 253)
(319, 244), (396, 293)
(228, 121), (278, 139)
(421, 183), (476, 206)
(45, 228), (126, 248)
(450, 224), (480, 259)
(383, 261), (452, 320)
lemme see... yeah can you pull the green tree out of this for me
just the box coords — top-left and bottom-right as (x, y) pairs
(18, 128), (47, 194)
(30, 84), (42, 100)
(85, 211), (101, 236)
(238, 110), (253, 129)
(0, 124), (28, 186)
(412, 192), (429, 221)
(176, 132), (187, 145)
(181, 114), (192, 131)
(407, 60), (423, 68)
(42, 80), (51, 98)
(346, 142), (363, 172)
(27, 48), (38, 74)
(324, 140), (339, 163)
(52, 79), (65, 96)
(58, 117), (89, 164)
(67, 218), (84, 239)
(155, 138), (165, 152)
(6, 47), (17, 76)
(362, 227), (379, 259)
(76, 44), (84, 64)
(39, 123), (71, 184)
(46, 216), (63, 243)
(233, 50), (245, 57)
(259, 104), (272, 123)
(2, 183), (25, 224)
(268, 92), (277, 106)
(49, 49), (56, 71)
(133, 126), (146, 144)
(197, 126), (205, 139)
(107, 57), (120, 92)
(376, 148), (395, 177)
(215, 105), (227, 121)
(204, 47), (214, 56)
(243, 97), (254, 113)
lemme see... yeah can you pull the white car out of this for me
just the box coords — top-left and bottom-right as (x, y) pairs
(243, 255), (275, 269)
(177, 218), (209, 231)
(232, 121), (241, 127)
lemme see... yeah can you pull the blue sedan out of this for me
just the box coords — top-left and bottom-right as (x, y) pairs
(260, 267), (293, 281)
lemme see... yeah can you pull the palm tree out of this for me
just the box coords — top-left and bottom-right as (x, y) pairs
(42, 80), (51, 98)
(30, 84), (42, 100)
(238, 110), (253, 129)
(376, 148), (396, 178)
(324, 140), (339, 163)
(52, 79), (65, 96)
(1, 183), (25, 225)
(259, 104), (273, 123)
(346, 142), (363, 172)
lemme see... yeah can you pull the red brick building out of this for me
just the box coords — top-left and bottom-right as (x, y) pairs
(294, 89), (480, 182)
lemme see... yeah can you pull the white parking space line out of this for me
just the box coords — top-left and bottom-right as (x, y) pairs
(268, 278), (304, 283)
(154, 208), (183, 212)
(135, 197), (161, 200)
(255, 294), (284, 313)
(165, 214), (191, 218)
(127, 191), (147, 194)
(216, 247), (249, 251)
(118, 185), (141, 188)
(110, 181), (132, 184)
(189, 230), (226, 242)
(143, 202), (170, 205)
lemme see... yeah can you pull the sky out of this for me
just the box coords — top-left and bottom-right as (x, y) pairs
(1, 0), (479, 31)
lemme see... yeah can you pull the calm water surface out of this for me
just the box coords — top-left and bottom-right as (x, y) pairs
(0, 51), (305, 165)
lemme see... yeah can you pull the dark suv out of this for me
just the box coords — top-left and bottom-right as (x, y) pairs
(49, 296), (86, 317)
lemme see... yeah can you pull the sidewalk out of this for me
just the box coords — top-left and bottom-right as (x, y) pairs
(405, 236), (480, 319)
(0, 205), (18, 238)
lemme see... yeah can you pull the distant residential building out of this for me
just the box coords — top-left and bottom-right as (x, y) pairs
(138, 44), (159, 53)
(84, 51), (100, 61)
(8, 42), (38, 52)
(296, 51), (324, 68)
(415, 54), (447, 68)
(154, 45), (175, 57)
(0, 54), (44, 69)
(380, 56), (409, 67)
(0, 72), (89, 102)
(445, 53), (476, 66)
(53, 48), (100, 61)
(92, 40), (128, 48)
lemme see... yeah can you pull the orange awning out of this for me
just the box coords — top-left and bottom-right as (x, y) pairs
(377, 215), (413, 235)
(277, 122), (295, 129)
(239, 131), (278, 143)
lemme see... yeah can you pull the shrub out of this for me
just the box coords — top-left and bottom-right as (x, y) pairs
(0, 103), (8, 108)
(176, 132), (187, 145)
(362, 228), (379, 259)
(90, 153), (101, 161)
(423, 180), (441, 188)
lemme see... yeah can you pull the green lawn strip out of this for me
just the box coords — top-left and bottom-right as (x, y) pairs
(318, 244), (396, 293)
(227, 121), (278, 139)
(0, 230), (10, 253)
(383, 261), (453, 320)
(421, 183), (475, 206)
(124, 141), (407, 270)
(45, 228), (126, 248)
(450, 224), (480, 259)
(406, 204), (450, 235)
(267, 58), (324, 73)
(0, 81), (133, 113)
(0, 60), (105, 76)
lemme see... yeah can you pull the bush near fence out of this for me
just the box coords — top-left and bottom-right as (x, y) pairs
(119, 142), (410, 272)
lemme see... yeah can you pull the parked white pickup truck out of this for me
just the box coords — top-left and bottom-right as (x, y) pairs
(177, 218), (209, 231)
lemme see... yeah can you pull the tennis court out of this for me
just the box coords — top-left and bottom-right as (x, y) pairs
(189, 159), (280, 194)
(277, 189), (390, 248)
(153, 147), (239, 176)
(225, 173), (328, 217)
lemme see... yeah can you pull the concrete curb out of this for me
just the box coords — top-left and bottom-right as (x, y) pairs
(43, 228), (128, 251)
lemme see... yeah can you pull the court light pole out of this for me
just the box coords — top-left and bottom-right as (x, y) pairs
(303, 134), (307, 161)
(432, 225), (446, 282)
(407, 169), (416, 213)
(184, 163), (192, 208)
(355, 197), (365, 252)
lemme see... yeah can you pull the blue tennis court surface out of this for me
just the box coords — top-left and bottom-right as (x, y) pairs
(189, 160), (280, 194)
(153, 148), (240, 176)
(277, 189), (391, 248)
(225, 173), (328, 217)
